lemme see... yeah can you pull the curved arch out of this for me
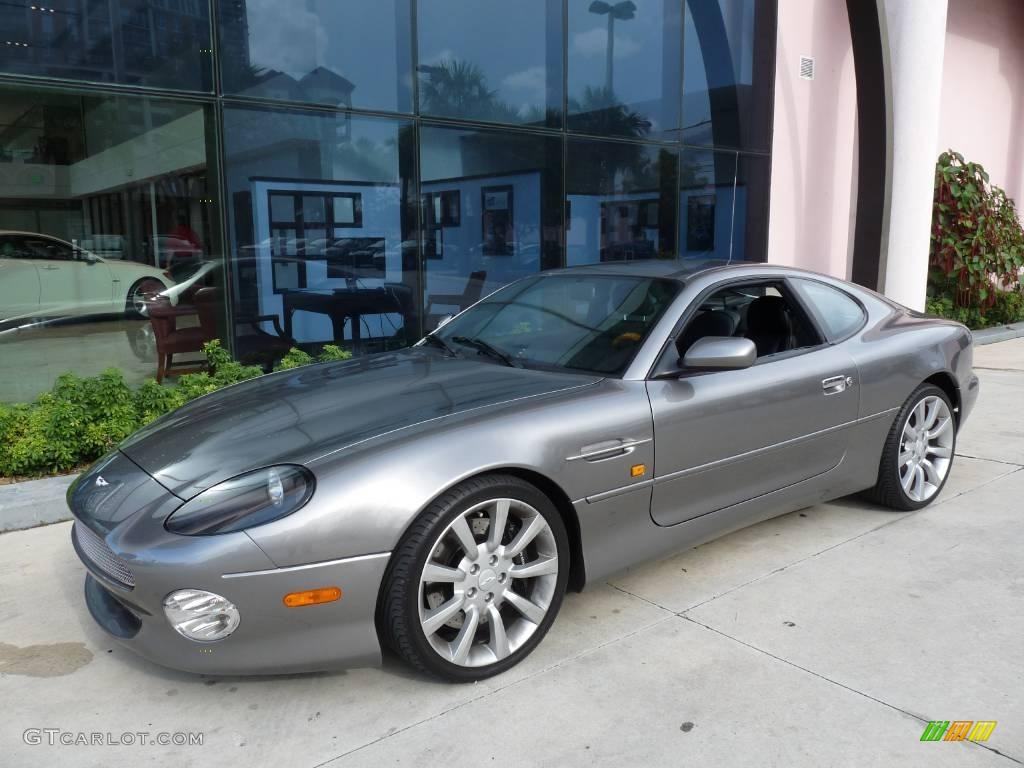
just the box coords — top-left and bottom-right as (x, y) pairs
(845, 0), (889, 291)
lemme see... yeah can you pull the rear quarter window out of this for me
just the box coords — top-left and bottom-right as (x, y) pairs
(793, 279), (866, 340)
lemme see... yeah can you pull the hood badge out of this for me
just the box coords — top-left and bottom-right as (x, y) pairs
(94, 476), (109, 487)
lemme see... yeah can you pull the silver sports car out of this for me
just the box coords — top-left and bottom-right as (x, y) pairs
(68, 261), (979, 681)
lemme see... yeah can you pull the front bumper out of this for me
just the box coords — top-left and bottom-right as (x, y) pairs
(75, 526), (389, 675)
(68, 452), (389, 675)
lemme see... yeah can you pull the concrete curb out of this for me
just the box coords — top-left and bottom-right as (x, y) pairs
(0, 473), (78, 533)
(972, 322), (1024, 345)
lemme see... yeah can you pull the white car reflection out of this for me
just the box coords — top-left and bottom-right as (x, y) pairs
(0, 230), (174, 324)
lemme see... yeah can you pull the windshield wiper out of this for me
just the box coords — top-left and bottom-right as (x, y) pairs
(451, 335), (521, 368)
(421, 332), (458, 357)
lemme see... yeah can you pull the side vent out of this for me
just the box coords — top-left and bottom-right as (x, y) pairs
(799, 56), (815, 80)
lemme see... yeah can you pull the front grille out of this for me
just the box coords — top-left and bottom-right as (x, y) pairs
(73, 523), (135, 589)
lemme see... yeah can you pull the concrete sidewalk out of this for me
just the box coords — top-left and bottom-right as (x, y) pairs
(1, 342), (1023, 767)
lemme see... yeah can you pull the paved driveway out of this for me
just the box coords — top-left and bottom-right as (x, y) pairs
(2, 341), (1023, 767)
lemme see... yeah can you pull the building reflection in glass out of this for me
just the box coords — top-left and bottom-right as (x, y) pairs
(419, 125), (563, 329)
(222, 105), (418, 362)
(0, 85), (223, 399)
(416, 0), (562, 127)
(218, 0), (413, 113)
(568, 0), (681, 139)
(567, 137), (678, 265)
(682, 0), (774, 151)
(0, 0), (212, 91)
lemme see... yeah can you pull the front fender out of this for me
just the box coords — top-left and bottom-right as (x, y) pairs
(245, 379), (653, 567)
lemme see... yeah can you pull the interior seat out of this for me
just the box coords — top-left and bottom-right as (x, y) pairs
(676, 310), (738, 358)
(744, 295), (792, 356)
(722, 308), (741, 332)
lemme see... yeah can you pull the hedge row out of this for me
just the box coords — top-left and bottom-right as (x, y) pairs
(0, 341), (349, 479)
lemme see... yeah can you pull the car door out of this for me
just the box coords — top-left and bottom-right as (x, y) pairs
(646, 278), (860, 527)
(0, 235), (41, 321)
(27, 235), (113, 317)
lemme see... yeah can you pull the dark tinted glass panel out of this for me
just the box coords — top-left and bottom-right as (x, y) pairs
(679, 147), (735, 260)
(567, 0), (681, 140)
(733, 152), (769, 261)
(0, 0), (211, 91)
(419, 124), (562, 327)
(222, 106), (418, 362)
(218, 0), (413, 113)
(416, 0), (562, 127)
(682, 0), (773, 150)
(0, 85), (224, 401)
(566, 137), (677, 265)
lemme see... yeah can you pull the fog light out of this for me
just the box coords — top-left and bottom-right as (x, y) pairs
(163, 589), (240, 642)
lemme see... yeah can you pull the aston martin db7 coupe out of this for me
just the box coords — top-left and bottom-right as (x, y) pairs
(68, 261), (978, 681)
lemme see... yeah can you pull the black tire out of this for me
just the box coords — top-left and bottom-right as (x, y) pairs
(125, 278), (165, 318)
(864, 383), (956, 510)
(378, 474), (569, 682)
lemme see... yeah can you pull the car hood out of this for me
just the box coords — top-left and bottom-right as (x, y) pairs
(120, 348), (599, 499)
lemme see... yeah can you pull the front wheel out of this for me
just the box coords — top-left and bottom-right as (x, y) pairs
(379, 474), (569, 682)
(866, 384), (956, 510)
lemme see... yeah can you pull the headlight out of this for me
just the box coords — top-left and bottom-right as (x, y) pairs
(164, 465), (314, 535)
(163, 589), (240, 641)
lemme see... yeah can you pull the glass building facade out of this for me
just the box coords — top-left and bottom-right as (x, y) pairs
(0, 0), (776, 401)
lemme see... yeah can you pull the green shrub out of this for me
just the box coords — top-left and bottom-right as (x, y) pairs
(272, 343), (351, 371)
(988, 290), (1024, 326)
(0, 370), (138, 476)
(273, 347), (315, 371)
(927, 150), (1024, 328)
(0, 340), (351, 479)
(316, 344), (351, 363)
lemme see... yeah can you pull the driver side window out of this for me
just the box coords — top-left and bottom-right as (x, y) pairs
(24, 237), (74, 261)
(675, 281), (822, 364)
(0, 236), (29, 259)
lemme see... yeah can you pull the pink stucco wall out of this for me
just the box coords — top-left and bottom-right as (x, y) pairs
(767, 0), (858, 278)
(939, 0), (1024, 208)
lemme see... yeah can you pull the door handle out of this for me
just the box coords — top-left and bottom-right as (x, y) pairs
(822, 374), (853, 395)
(566, 438), (651, 462)
(40, 265), (60, 270)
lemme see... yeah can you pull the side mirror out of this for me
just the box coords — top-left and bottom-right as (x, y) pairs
(80, 251), (99, 264)
(682, 336), (757, 371)
(434, 313), (454, 330)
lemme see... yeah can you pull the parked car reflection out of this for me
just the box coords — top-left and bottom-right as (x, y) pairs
(0, 230), (175, 325)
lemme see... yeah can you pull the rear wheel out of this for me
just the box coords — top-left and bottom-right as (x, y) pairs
(126, 278), (165, 318)
(866, 384), (956, 510)
(379, 474), (569, 681)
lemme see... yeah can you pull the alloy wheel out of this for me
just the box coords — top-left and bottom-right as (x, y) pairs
(129, 279), (164, 317)
(898, 395), (954, 502)
(417, 497), (558, 668)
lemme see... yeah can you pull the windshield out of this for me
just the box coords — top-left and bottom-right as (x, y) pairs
(430, 273), (680, 376)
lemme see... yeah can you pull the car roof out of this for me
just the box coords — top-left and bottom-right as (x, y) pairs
(0, 230), (72, 243)
(541, 258), (757, 282)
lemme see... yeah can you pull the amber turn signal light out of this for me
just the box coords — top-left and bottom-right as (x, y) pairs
(283, 587), (342, 607)
(631, 464), (646, 478)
